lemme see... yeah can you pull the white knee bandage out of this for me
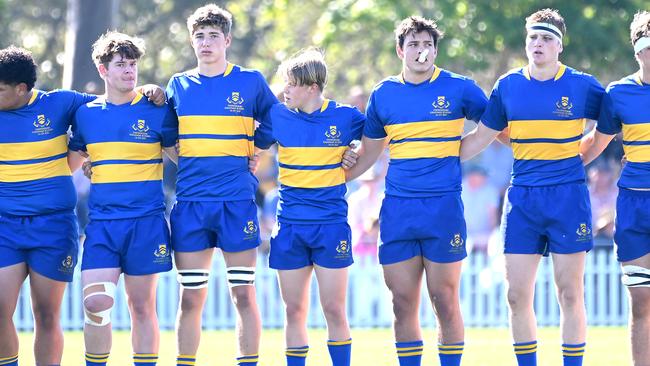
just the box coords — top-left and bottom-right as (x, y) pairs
(226, 266), (255, 289)
(177, 269), (210, 289)
(622, 265), (650, 287)
(83, 282), (117, 326)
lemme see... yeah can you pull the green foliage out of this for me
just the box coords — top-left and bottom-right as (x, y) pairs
(1, 0), (646, 95)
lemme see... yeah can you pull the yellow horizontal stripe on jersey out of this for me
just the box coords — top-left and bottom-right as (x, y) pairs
(0, 134), (67, 161)
(623, 145), (650, 163)
(91, 163), (162, 184)
(508, 119), (585, 140)
(179, 115), (255, 137)
(86, 142), (162, 162)
(0, 157), (70, 182)
(279, 167), (345, 188)
(279, 146), (347, 166)
(179, 138), (253, 158)
(385, 118), (464, 141)
(512, 140), (579, 160)
(622, 123), (650, 142)
(389, 140), (460, 159)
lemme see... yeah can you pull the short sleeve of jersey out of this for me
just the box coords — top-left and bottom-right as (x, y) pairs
(161, 103), (179, 147)
(254, 71), (279, 123)
(595, 89), (621, 135)
(480, 79), (507, 131)
(584, 75), (605, 120)
(69, 110), (86, 151)
(254, 103), (277, 150)
(462, 80), (488, 122)
(363, 92), (387, 139)
(165, 77), (177, 109)
(350, 107), (366, 141)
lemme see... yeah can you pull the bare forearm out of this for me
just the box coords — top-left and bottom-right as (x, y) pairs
(345, 138), (385, 181)
(460, 123), (500, 162)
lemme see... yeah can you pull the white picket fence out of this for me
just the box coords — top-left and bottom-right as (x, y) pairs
(12, 248), (627, 331)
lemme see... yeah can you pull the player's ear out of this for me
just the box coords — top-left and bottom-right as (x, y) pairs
(396, 43), (404, 60)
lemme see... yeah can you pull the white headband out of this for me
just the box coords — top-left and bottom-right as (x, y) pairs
(526, 22), (563, 41)
(634, 37), (650, 54)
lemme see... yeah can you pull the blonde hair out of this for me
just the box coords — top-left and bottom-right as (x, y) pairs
(278, 48), (327, 91)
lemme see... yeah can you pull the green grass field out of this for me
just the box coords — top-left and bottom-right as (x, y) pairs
(18, 327), (630, 365)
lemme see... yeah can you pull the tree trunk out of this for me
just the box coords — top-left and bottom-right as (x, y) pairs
(62, 0), (118, 93)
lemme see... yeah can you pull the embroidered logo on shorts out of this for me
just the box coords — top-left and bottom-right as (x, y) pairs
(32, 114), (53, 135)
(576, 223), (592, 241)
(154, 244), (169, 257)
(153, 243), (171, 265)
(58, 255), (74, 274)
(450, 233), (464, 247)
(243, 220), (258, 240)
(334, 240), (351, 260)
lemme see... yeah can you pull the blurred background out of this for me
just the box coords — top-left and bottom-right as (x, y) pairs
(2, 0), (640, 333)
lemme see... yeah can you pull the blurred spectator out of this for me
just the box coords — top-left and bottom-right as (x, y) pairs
(346, 85), (368, 113)
(480, 141), (513, 193)
(461, 165), (499, 253)
(348, 162), (385, 263)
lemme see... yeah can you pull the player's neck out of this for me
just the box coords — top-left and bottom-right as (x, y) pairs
(528, 61), (560, 81)
(402, 67), (434, 85)
(299, 95), (325, 114)
(198, 58), (228, 77)
(105, 88), (137, 105)
(640, 67), (650, 84)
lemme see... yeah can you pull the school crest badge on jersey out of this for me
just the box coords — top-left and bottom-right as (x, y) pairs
(130, 119), (151, 140)
(32, 114), (53, 135)
(431, 96), (452, 117)
(553, 96), (574, 117)
(323, 125), (342, 146)
(225, 91), (245, 113)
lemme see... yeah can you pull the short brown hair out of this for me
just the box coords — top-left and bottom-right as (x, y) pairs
(278, 48), (327, 91)
(525, 9), (567, 37)
(630, 11), (650, 45)
(395, 16), (443, 49)
(91, 31), (145, 67)
(186, 4), (232, 36)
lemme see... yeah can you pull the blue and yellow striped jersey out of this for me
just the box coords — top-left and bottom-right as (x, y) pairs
(255, 100), (365, 223)
(482, 64), (604, 186)
(596, 74), (650, 189)
(166, 64), (278, 201)
(364, 67), (487, 197)
(69, 94), (177, 220)
(0, 89), (94, 216)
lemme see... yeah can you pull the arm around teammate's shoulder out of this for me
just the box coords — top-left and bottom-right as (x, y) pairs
(343, 136), (386, 182)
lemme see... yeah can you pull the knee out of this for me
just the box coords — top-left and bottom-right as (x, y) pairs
(32, 304), (59, 330)
(128, 297), (156, 319)
(429, 288), (459, 317)
(231, 286), (256, 310)
(84, 295), (114, 315)
(285, 300), (308, 323)
(391, 291), (418, 319)
(506, 286), (532, 310)
(180, 288), (207, 313)
(321, 300), (346, 322)
(556, 286), (583, 309)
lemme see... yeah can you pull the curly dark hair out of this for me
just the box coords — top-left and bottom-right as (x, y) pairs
(0, 46), (37, 90)
(395, 16), (444, 49)
(92, 31), (145, 67)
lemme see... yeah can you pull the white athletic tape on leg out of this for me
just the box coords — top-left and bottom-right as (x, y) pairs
(622, 265), (650, 287)
(177, 269), (210, 289)
(226, 266), (255, 288)
(83, 282), (117, 326)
